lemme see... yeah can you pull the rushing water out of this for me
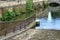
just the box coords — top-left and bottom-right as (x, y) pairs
(36, 11), (60, 30)
(47, 12), (52, 22)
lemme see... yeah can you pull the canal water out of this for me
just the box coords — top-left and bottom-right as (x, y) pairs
(36, 11), (60, 30)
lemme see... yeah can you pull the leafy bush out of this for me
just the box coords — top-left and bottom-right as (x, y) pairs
(1, 10), (16, 21)
(0, 0), (35, 21)
(26, 0), (34, 14)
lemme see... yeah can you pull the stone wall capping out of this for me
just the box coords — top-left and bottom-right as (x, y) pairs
(0, 0), (48, 8)
(0, 1), (25, 8)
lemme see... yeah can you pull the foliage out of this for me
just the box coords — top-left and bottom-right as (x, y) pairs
(43, 1), (48, 9)
(1, 10), (16, 21)
(33, 3), (41, 12)
(26, 0), (34, 14)
(0, 0), (35, 21)
(19, 5), (26, 12)
(37, 3), (41, 10)
(13, 8), (20, 16)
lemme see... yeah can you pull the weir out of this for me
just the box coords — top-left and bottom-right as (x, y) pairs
(36, 11), (60, 30)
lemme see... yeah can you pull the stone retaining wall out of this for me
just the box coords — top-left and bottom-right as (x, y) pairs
(0, 14), (36, 36)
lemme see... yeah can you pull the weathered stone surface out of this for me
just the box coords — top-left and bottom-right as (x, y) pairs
(11, 29), (60, 40)
(28, 29), (60, 40)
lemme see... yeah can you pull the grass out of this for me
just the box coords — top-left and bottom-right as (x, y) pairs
(14, 12), (34, 21)
(15, 4), (34, 20)
(16, 13), (26, 20)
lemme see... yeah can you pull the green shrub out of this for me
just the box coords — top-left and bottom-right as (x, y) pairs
(1, 10), (16, 21)
(26, 0), (34, 14)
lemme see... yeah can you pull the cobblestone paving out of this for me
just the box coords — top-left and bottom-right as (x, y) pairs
(28, 29), (60, 40)
(9, 29), (60, 40)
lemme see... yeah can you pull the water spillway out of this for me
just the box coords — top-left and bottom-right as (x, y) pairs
(48, 11), (52, 22)
(36, 11), (60, 30)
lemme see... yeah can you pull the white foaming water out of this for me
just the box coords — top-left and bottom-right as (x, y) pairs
(47, 11), (52, 22)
